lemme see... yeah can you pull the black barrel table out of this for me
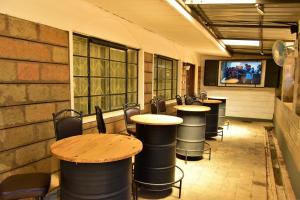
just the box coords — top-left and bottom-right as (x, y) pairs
(50, 134), (142, 200)
(200, 99), (222, 138)
(208, 96), (228, 127)
(174, 105), (211, 160)
(130, 114), (183, 196)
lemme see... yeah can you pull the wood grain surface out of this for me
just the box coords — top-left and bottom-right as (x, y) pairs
(51, 134), (143, 163)
(200, 99), (222, 104)
(174, 105), (211, 112)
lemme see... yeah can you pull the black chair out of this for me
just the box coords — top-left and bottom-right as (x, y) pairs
(0, 173), (51, 200)
(157, 98), (167, 114)
(150, 98), (158, 114)
(123, 103), (141, 136)
(95, 106), (106, 134)
(52, 109), (83, 141)
(199, 91), (208, 101)
(184, 95), (194, 105)
(176, 95), (183, 105)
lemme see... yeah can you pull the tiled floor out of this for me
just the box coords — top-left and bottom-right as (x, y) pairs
(138, 120), (272, 200)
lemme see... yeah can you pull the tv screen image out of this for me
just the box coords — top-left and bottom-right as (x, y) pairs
(220, 61), (262, 85)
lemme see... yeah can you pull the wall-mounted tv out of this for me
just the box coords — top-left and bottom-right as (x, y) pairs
(218, 60), (266, 87)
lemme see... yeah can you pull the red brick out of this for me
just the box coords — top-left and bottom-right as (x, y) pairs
(144, 62), (153, 72)
(40, 63), (69, 82)
(55, 101), (70, 112)
(144, 72), (152, 84)
(52, 46), (69, 64)
(0, 14), (7, 34)
(0, 84), (27, 106)
(0, 106), (25, 129)
(8, 16), (37, 40)
(0, 36), (52, 62)
(144, 83), (152, 93)
(144, 52), (153, 63)
(25, 103), (55, 123)
(0, 59), (17, 81)
(17, 62), (39, 81)
(50, 84), (70, 101)
(27, 84), (50, 102)
(39, 24), (68, 46)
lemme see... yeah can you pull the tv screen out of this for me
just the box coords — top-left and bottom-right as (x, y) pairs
(219, 60), (262, 85)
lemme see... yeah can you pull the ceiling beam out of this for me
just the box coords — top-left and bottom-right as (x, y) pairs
(207, 23), (290, 29)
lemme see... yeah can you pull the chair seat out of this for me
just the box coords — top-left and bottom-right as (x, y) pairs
(0, 173), (50, 200)
(127, 124), (136, 135)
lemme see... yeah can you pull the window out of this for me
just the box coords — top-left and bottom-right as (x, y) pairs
(73, 34), (138, 115)
(153, 55), (178, 100)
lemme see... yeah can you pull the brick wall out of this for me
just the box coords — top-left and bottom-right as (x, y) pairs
(143, 52), (153, 113)
(0, 14), (69, 181)
(274, 99), (300, 198)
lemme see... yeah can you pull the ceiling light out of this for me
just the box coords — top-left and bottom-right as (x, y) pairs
(222, 39), (260, 46)
(184, 0), (256, 4)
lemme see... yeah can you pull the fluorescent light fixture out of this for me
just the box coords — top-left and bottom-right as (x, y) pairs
(184, 0), (256, 4)
(285, 42), (294, 47)
(166, 0), (193, 21)
(222, 39), (260, 46)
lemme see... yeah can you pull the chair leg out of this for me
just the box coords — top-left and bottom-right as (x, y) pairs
(179, 179), (182, 198)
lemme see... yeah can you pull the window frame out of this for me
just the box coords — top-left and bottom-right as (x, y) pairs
(153, 54), (178, 100)
(73, 33), (139, 116)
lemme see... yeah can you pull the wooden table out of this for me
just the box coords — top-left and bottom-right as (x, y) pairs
(223, 78), (239, 84)
(131, 114), (183, 191)
(200, 99), (222, 137)
(51, 134), (142, 200)
(174, 105), (211, 158)
(208, 96), (228, 126)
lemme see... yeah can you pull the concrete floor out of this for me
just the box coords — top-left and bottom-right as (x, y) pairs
(138, 120), (272, 200)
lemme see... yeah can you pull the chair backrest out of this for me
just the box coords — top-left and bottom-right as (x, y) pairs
(123, 103), (141, 125)
(184, 95), (194, 105)
(199, 91), (208, 101)
(150, 99), (158, 114)
(95, 106), (106, 134)
(52, 109), (83, 140)
(176, 95), (183, 105)
(157, 98), (167, 113)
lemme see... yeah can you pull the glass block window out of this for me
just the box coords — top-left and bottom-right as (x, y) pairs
(153, 55), (178, 100)
(73, 34), (138, 115)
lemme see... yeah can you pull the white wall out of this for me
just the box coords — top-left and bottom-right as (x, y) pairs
(198, 54), (276, 120)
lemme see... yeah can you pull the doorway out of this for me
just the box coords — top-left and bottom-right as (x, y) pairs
(184, 63), (195, 96)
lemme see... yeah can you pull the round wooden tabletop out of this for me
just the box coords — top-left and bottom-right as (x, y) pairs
(200, 99), (222, 104)
(208, 96), (228, 100)
(50, 134), (143, 163)
(130, 114), (183, 125)
(174, 105), (211, 112)
(223, 78), (239, 84)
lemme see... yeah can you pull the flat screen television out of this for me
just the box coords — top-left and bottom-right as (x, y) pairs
(218, 60), (266, 87)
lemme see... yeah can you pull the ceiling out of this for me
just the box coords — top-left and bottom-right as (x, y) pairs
(84, 0), (229, 56)
(84, 0), (299, 56)
(187, 2), (300, 55)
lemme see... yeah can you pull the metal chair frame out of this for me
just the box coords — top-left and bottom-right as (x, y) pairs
(123, 103), (141, 135)
(95, 106), (106, 134)
(52, 109), (83, 140)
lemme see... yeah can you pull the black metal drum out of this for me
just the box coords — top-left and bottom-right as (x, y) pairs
(201, 100), (222, 137)
(134, 124), (176, 190)
(208, 97), (227, 127)
(60, 159), (132, 200)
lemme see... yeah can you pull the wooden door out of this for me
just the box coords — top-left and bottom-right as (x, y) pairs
(185, 64), (195, 96)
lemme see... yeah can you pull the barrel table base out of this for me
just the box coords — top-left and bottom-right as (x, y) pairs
(176, 110), (211, 162)
(134, 124), (176, 192)
(60, 159), (132, 200)
(133, 165), (184, 200)
(204, 104), (219, 138)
